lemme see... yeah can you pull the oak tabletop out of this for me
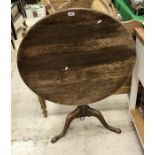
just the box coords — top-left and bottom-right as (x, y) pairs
(18, 9), (136, 105)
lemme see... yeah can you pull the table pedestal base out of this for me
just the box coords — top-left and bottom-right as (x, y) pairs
(51, 105), (121, 143)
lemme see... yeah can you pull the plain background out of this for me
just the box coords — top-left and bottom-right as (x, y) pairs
(0, 1), (153, 154)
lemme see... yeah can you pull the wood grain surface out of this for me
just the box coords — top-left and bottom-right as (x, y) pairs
(18, 9), (136, 105)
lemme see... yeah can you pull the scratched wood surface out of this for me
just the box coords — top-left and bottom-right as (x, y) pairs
(52, 0), (130, 94)
(17, 9), (136, 105)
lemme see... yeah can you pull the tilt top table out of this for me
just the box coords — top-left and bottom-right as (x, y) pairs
(17, 8), (136, 143)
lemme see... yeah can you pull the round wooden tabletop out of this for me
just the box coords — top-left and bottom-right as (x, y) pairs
(18, 9), (136, 105)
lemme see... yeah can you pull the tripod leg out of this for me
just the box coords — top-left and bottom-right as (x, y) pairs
(51, 107), (80, 143)
(38, 96), (47, 118)
(87, 107), (121, 134)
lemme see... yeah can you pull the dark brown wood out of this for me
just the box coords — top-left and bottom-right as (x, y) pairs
(51, 105), (121, 143)
(18, 9), (136, 105)
(115, 75), (131, 94)
(49, 0), (132, 94)
(11, 39), (16, 49)
(38, 96), (47, 117)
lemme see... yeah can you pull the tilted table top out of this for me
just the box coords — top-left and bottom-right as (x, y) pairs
(17, 8), (136, 105)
